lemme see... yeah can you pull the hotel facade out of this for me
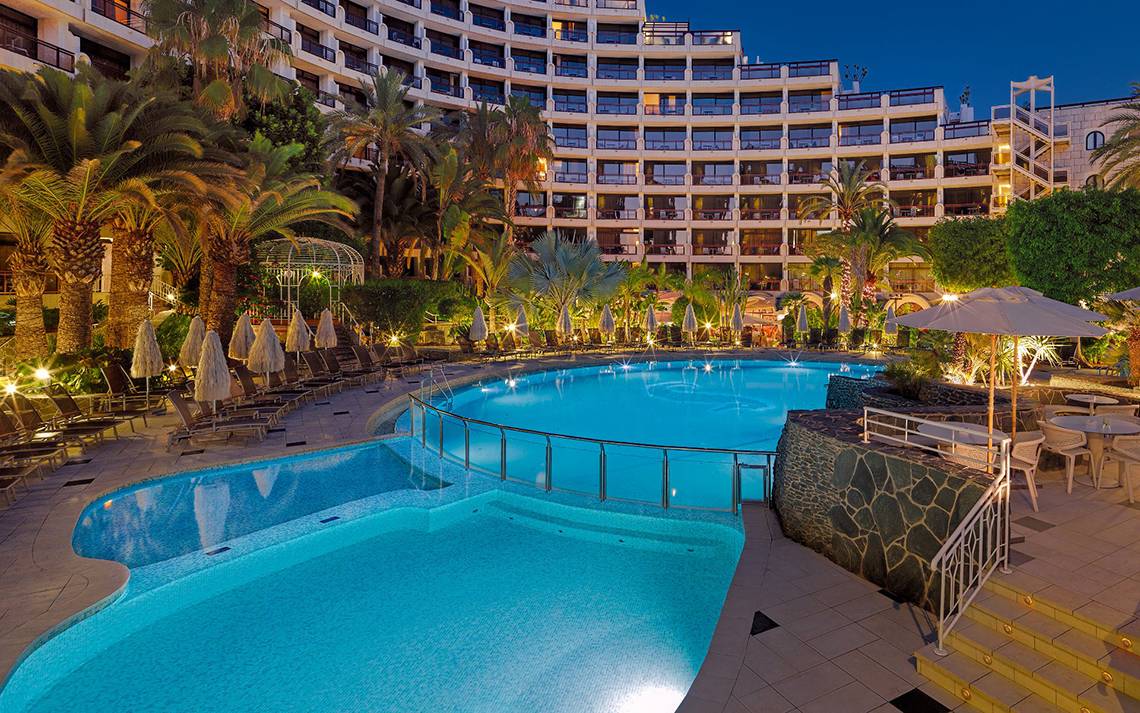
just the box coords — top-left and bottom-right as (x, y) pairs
(0, 0), (1128, 305)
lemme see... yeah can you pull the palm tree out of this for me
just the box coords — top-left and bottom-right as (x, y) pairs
(1091, 83), (1140, 188)
(508, 231), (627, 326)
(807, 255), (843, 330)
(156, 212), (202, 294)
(428, 146), (503, 280)
(461, 232), (517, 330)
(328, 70), (440, 277)
(0, 67), (214, 353)
(796, 160), (886, 304)
(855, 209), (927, 303)
(202, 135), (354, 343)
(1098, 300), (1140, 386)
(145, 0), (290, 119)
(497, 96), (552, 241)
(455, 102), (502, 184)
(0, 186), (51, 360)
(379, 168), (434, 277)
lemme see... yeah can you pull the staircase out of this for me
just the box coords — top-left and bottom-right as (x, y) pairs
(916, 570), (1140, 712)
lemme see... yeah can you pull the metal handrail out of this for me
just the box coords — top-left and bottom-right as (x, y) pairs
(862, 407), (1011, 653)
(407, 389), (775, 514)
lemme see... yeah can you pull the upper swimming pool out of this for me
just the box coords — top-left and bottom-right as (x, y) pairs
(407, 358), (878, 507)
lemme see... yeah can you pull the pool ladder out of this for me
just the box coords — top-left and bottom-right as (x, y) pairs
(422, 365), (454, 406)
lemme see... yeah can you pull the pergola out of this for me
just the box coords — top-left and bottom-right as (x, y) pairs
(255, 238), (365, 314)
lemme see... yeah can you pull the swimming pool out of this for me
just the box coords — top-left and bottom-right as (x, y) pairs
(406, 359), (878, 508)
(1, 439), (742, 713)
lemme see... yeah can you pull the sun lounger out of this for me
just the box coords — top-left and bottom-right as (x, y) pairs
(167, 391), (268, 449)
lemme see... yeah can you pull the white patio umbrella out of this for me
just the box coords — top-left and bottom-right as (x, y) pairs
(248, 319), (285, 383)
(897, 287), (1108, 439)
(285, 308), (310, 354)
(796, 303), (809, 334)
(130, 318), (163, 406)
(558, 305), (573, 335)
(731, 303), (744, 334)
(838, 304), (852, 334)
(228, 312), (256, 361)
(315, 308), (337, 349)
(645, 304), (658, 337)
(194, 330), (232, 420)
(469, 306), (488, 342)
(178, 315), (206, 368)
(599, 304), (615, 338)
(1109, 286), (1140, 301)
(682, 302), (697, 336)
(884, 304), (898, 336)
(514, 303), (529, 337)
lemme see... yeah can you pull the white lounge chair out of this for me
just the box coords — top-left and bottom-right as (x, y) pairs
(1010, 431), (1046, 512)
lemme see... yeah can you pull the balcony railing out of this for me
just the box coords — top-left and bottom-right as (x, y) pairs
(553, 207), (587, 218)
(514, 23), (546, 38)
(890, 130), (935, 144)
(692, 104), (732, 116)
(345, 13), (379, 34)
(693, 140), (732, 150)
(394, 0), (420, 6)
(692, 244), (730, 256)
(788, 136), (829, 149)
(597, 30), (637, 44)
(645, 139), (684, 150)
(596, 102), (636, 115)
(889, 279), (936, 293)
(473, 52), (506, 68)
(515, 205), (547, 217)
(553, 98), (587, 112)
(344, 54), (378, 74)
(596, 209), (636, 220)
(837, 92), (881, 110)
(944, 121), (990, 140)
(740, 63), (780, 80)
(472, 15), (505, 31)
(691, 31), (733, 45)
(553, 28), (587, 42)
(645, 208), (684, 220)
(943, 202), (988, 216)
(597, 138), (636, 150)
(692, 68), (733, 81)
(839, 133), (880, 147)
(889, 88), (936, 106)
(694, 174), (733, 185)
(260, 16), (291, 43)
(431, 42), (463, 59)
(890, 166), (932, 180)
(402, 74), (423, 89)
(646, 244), (684, 255)
(740, 209), (780, 221)
(694, 210), (731, 221)
(892, 205), (935, 218)
(740, 139), (780, 150)
(596, 0), (637, 7)
(787, 60), (830, 77)
(643, 104), (685, 116)
(740, 242), (781, 256)
(301, 37), (336, 62)
(789, 99), (829, 113)
(0, 28), (75, 71)
(553, 171), (587, 183)
(555, 65), (587, 78)
(513, 58), (546, 74)
(388, 28), (421, 48)
(788, 172), (826, 184)
(554, 0), (587, 6)
(430, 81), (463, 98)
(430, 2), (462, 20)
(472, 91), (505, 105)
(739, 173), (780, 185)
(300, 0), (335, 16)
(92, 0), (148, 33)
(644, 68), (685, 81)
(597, 67), (637, 80)
(596, 173), (636, 184)
(944, 162), (990, 178)
(598, 243), (636, 255)
(555, 136), (588, 148)
(740, 103), (781, 116)
(315, 91), (338, 107)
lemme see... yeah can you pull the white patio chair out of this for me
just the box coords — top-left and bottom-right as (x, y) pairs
(1040, 422), (1092, 493)
(1105, 434), (1140, 504)
(1010, 430), (1045, 512)
(1095, 404), (1139, 417)
(1043, 404), (1086, 420)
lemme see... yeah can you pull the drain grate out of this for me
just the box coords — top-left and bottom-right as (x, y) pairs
(205, 546), (231, 556)
(286, 440), (307, 447)
(64, 458), (92, 466)
(267, 428), (286, 434)
(333, 410), (349, 416)
(319, 516), (341, 524)
(63, 478), (94, 487)
(179, 449), (205, 457)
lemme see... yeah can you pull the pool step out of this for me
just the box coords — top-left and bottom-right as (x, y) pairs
(915, 581), (1140, 713)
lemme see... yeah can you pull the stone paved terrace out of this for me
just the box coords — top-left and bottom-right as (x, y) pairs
(0, 348), (1135, 713)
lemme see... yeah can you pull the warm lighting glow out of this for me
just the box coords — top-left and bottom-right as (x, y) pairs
(646, 336), (655, 346)
(311, 269), (322, 279)
(702, 362), (713, 373)
(388, 334), (401, 346)
(167, 364), (178, 373)
(505, 322), (516, 332)
(830, 291), (840, 300)
(941, 293), (959, 302)
(102, 499), (113, 510)
(703, 321), (713, 330)
(614, 686), (685, 713)
(33, 367), (50, 381)
(3, 383), (16, 395)
(505, 377), (518, 388)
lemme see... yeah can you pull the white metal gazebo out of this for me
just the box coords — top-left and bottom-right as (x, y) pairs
(255, 237), (365, 316)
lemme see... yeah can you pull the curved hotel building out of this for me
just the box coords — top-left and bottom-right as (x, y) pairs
(0, 0), (1126, 302)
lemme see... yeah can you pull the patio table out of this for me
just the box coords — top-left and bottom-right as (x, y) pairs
(917, 422), (1007, 470)
(1064, 393), (1119, 414)
(1050, 415), (1140, 487)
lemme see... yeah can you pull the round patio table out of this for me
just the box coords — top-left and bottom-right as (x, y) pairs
(1065, 393), (1119, 415)
(1050, 415), (1140, 488)
(917, 422), (1007, 470)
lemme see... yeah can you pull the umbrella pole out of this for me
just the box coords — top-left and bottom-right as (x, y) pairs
(987, 333), (997, 474)
(1011, 335), (1019, 439)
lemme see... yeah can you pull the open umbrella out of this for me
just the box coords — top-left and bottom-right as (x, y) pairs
(897, 287), (1107, 440)
(600, 304), (615, 339)
(558, 305), (573, 335)
(130, 318), (163, 406)
(315, 308), (337, 349)
(1109, 286), (1140, 301)
(248, 319), (285, 384)
(228, 312), (256, 361)
(645, 305), (658, 339)
(682, 302), (697, 337)
(838, 304), (852, 334)
(514, 304), (529, 337)
(178, 315), (206, 369)
(796, 303), (809, 334)
(884, 304), (898, 336)
(469, 306), (488, 342)
(731, 303), (744, 334)
(194, 330), (232, 422)
(285, 308), (310, 355)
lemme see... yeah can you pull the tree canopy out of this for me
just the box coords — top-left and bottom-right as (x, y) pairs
(1006, 188), (1140, 304)
(928, 216), (1014, 292)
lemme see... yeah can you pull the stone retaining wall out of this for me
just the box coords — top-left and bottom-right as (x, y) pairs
(774, 409), (992, 607)
(825, 375), (1010, 413)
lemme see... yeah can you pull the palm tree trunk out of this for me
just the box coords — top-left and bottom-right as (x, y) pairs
(9, 250), (49, 361)
(106, 228), (154, 348)
(1129, 327), (1140, 387)
(47, 218), (103, 354)
(371, 156), (389, 278)
(199, 244), (214, 318)
(205, 258), (239, 347)
(503, 181), (516, 242)
(56, 278), (93, 354)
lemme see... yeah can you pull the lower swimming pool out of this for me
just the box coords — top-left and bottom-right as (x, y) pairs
(1, 439), (742, 713)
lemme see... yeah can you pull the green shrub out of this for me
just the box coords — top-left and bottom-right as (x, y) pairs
(882, 360), (927, 401)
(342, 279), (476, 342)
(155, 313), (190, 362)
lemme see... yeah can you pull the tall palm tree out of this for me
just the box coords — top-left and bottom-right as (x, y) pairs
(808, 255), (843, 329)
(156, 211), (202, 294)
(145, 0), (290, 119)
(855, 209), (927, 302)
(461, 232), (517, 329)
(1091, 83), (1140, 188)
(328, 70), (440, 277)
(1096, 300), (1140, 387)
(0, 67), (211, 353)
(429, 145), (504, 280)
(378, 168), (434, 277)
(796, 160), (885, 304)
(497, 96), (552, 241)
(0, 185), (51, 360)
(508, 231), (627, 326)
(202, 135), (354, 343)
(455, 102), (502, 184)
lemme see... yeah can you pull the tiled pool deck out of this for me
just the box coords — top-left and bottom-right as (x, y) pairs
(0, 348), (1135, 713)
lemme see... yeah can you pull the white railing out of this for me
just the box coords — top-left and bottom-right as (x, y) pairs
(862, 407), (1011, 653)
(149, 276), (181, 309)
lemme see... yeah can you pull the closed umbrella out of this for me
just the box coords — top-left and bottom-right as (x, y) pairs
(285, 308), (310, 355)
(228, 312), (256, 361)
(558, 305), (572, 335)
(645, 305), (658, 339)
(194, 330), (232, 421)
(469, 306), (488, 342)
(315, 308), (337, 349)
(600, 304), (615, 338)
(796, 303), (809, 334)
(682, 302), (697, 336)
(514, 304), (529, 337)
(884, 304), (898, 336)
(897, 287), (1107, 439)
(731, 303), (744, 333)
(248, 319), (285, 383)
(178, 315), (206, 368)
(838, 304), (851, 334)
(130, 318), (163, 406)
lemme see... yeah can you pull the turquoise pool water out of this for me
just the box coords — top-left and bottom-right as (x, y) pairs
(410, 359), (878, 507)
(2, 440), (742, 713)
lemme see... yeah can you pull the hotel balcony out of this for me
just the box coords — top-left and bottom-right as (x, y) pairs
(0, 27), (74, 71)
(596, 209), (637, 220)
(91, 0), (148, 34)
(645, 243), (685, 256)
(892, 204), (936, 218)
(386, 27), (421, 49)
(740, 208), (781, 221)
